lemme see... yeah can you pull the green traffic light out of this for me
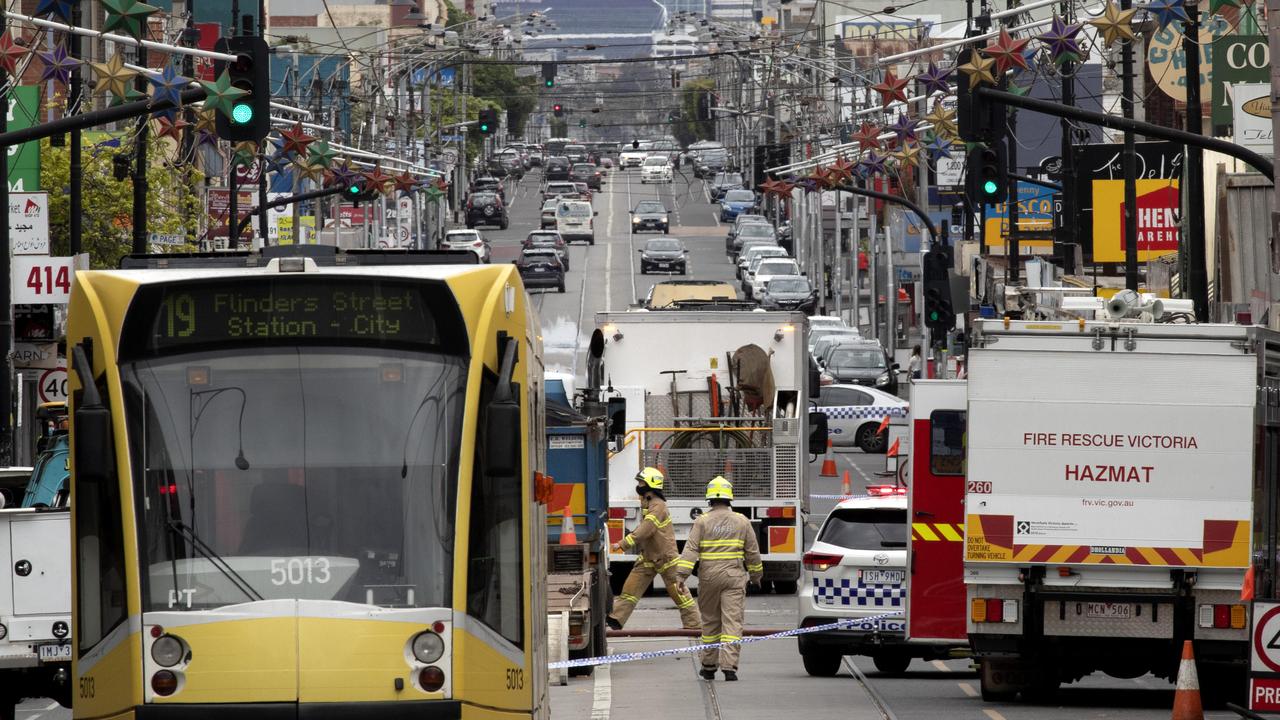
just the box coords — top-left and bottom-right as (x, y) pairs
(231, 101), (254, 125)
(983, 179), (998, 195)
(929, 311), (939, 321)
(348, 184), (360, 194)
(545, 79), (554, 87)
(479, 123), (489, 132)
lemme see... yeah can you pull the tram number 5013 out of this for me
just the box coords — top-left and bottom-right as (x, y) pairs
(270, 557), (332, 586)
(506, 668), (524, 690)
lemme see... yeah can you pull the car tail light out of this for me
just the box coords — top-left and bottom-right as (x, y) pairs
(473, 241), (483, 247)
(419, 666), (445, 692)
(802, 552), (842, 572)
(151, 670), (179, 696)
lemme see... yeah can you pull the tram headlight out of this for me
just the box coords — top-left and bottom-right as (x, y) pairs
(412, 632), (445, 664)
(151, 635), (184, 667)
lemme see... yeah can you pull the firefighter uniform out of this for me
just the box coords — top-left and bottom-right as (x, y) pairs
(609, 468), (700, 629)
(676, 477), (763, 678)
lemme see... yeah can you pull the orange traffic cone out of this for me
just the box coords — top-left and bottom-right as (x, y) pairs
(1171, 640), (1203, 720)
(886, 438), (901, 458)
(876, 415), (891, 435)
(841, 470), (852, 497)
(820, 439), (838, 477)
(558, 507), (578, 545)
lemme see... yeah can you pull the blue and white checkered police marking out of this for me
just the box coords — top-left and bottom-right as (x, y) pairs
(546, 612), (903, 670)
(818, 405), (907, 421)
(813, 578), (903, 608)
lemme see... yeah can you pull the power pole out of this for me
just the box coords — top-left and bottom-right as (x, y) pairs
(69, 1), (82, 255)
(1056, 0), (1077, 275)
(131, 36), (149, 253)
(0, 6), (11, 464)
(1119, 0), (1139, 291)
(1183, 2), (1208, 321)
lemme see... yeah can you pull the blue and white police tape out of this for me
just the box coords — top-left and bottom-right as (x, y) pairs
(547, 611), (903, 669)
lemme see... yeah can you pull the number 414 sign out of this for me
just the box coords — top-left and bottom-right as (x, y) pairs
(11, 255), (85, 304)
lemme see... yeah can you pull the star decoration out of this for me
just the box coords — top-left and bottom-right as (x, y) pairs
(279, 123), (315, 157)
(101, 0), (160, 41)
(90, 52), (137, 101)
(38, 46), (79, 87)
(924, 103), (957, 137)
(148, 62), (190, 110)
(327, 160), (362, 191)
(193, 106), (217, 134)
(308, 139), (338, 169)
(195, 128), (218, 147)
(923, 133), (955, 161)
(231, 141), (257, 169)
(1037, 15), (1084, 65)
(826, 157), (857, 186)
(957, 52), (998, 89)
(871, 69), (910, 108)
(891, 141), (922, 168)
(293, 157), (327, 183)
(914, 62), (954, 97)
(982, 27), (1032, 75)
(1143, 0), (1189, 29)
(33, 0), (73, 22)
(0, 33), (27, 76)
(1089, 0), (1138, 48)
(851, 122), (882, 151)
(200, 70), (249, 119)
(151, 115), (189, 142)
(393, 171), (418, 195)
(1209, 0), (1241, 14)
(425, 185), (444, 202)
(109, 87), (146, 107)
(858, 151), (887, 177)
(363, 166), (394, 196)
(889, 113), (919, 143)
(432, 177), (450, 193)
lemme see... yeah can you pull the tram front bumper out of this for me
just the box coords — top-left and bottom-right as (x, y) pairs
(134, 700), (462, 719)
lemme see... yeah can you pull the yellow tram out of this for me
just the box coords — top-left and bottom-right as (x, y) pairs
(66, 248), (548, 719)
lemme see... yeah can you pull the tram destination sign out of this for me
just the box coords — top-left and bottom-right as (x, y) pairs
(123, 278), (443, 354)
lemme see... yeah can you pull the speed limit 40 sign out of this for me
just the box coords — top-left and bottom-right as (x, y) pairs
(37, 366), (67, 404)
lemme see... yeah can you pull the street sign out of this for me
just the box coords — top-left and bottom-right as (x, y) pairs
(1213, 34), (1269, 125)
(1251, 600), (1280, 711)
(13, 342), (58, 369)
(934, 155), (965, 188)
(440, 134), (465, 143)
(441, 149), (459, 166)
(12, 256), (73, 304)
(9, 192), (48, 255)
(37, 366), (67, 404)
(14, 305), (54, 342)
(1233, 82), (1272, 155)
(234, 158), (263, 185)
(1146, 11), (1229, 103)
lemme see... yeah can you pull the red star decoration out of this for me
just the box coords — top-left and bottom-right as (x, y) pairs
(851, 122), (883, 151)
(393, 171), (418, 195)
(759, 178), (785, 197)
(153, 115), (190, 141)
(279, 122), (315, 157)
(0, 32), (26, 76)
(362, 166), (394, 196)
(981, 27), (1032, 75)
(806, 169), (832, 191)
(432, 177), (449, 192)
(871, 69), (910, 108)
(825, 157), (856, 185)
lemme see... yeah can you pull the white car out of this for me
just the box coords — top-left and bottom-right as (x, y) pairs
(809, 316), (848, 332)
(441, 229), (490, 263)
(814, 384), (907, 451)
(809, 325), (861, 355)
(749, 258), (800, 299)
(621, 146), (649, 168)
(737, 245), (789, 280)
(640, 156), (673, 184)
(798, 490), (926, 677)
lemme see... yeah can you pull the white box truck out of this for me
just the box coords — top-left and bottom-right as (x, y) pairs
(594, 308), (823, 593)
(964, 319), (1267, 703)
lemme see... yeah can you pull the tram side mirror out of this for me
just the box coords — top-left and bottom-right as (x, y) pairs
(71, 344), (113, 485)
(808, 411), (829, 457)
(484, 398), (520, 477)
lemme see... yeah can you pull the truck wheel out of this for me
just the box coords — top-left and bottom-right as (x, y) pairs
(856, 424), (888, 453)
(872, 653), (911, 675)
(773, 580), (798, 595)
(801, 650), (843, 677)
(979, 660), (1020, 701)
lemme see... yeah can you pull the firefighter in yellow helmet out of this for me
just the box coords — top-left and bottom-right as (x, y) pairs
(606, 467), (700, 630)
(675, 476), (763, 681)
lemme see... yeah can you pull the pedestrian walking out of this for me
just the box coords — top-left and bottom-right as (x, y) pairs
(908, 344), (923, 380)
(675, 476), (763, 681)
(607, 467), (700, 630)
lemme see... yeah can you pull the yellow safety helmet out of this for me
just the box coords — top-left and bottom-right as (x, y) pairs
(706, 476), (734, 501)
(636, 466), (664, 490)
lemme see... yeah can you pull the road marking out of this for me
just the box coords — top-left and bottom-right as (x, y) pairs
(626, 171), (638, 304)
(847, 455), (877, 486)
(982, 709), (1008, 720)
(958, 682), (978, 697)
(590, 661), (612, 720)
(571, 247), (591, 379)
(605, 240), (612, 312)
(931, 659), (950, 672)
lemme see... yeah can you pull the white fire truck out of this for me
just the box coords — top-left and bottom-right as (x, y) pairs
(594, 308), (823, 593)
(964, 318), (1268, 703)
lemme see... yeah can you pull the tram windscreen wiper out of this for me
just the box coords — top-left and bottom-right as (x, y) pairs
(166, 520), (264, 602)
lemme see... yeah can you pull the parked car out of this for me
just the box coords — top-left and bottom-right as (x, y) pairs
(733, 222), (780, 257)
(819, 340), (899, 395)
(571, 163), (603, 189)
(640, 156), (673, 184)
(465, 191), (508, 229)
(441, 228), (491, 263)
(719, 188), (759, 222)
(737, 245), (789, 280)
(760, 276), (817, 313)
(696, 148), (730, 179)
(630, 200), (670, 233)
(541, 199), (559, 229)
(811, 331), (866, 366)
(545, 155), (572, 180)
(523, 230), (570, 271)
(709, 171), (745, 201)
(485, 157), (509, 178)
(556, 200), (597, 244)
(725, 213), (769, 252)
(814, 384), (908, 451)
(515, 247), (566, 292)
(639, 237), (688, 274)
(543, 181), (581, 200)
(496, 151), (524, 179)
(809, 315), (848, 333)
(749, 257), (800, 299)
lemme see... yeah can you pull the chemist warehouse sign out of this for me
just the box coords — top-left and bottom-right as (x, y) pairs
(1072, 141), (1183, 263)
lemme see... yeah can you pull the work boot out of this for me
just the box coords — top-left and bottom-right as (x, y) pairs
(699, 667), (716, 681)
(606, 617), (622, 631)
(722, 669), (738, 682)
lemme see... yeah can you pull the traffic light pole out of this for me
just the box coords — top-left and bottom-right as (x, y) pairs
(1119, 0), (1139, 292)
(132, 43), (149, 254)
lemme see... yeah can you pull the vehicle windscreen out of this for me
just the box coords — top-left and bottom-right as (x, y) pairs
(739, 224), (775, 238)
(560, 203), (592, 218)
(828, 347), (887, 370)
(702, 150), (728, 161)
(644, 157), (667, 167)
(572, 164), (595, 173)
(716, 173), (744, 185)
(757, 262), (796, 276)
(444, 233), (478, 243)
(635, 202), (665, 213)
(120, 278), (467, 612)
(565, 145), (586, 155)
(819, 508), (907, 549)
(768, 278), (810, 293)
(724, 190), (754, 202)
(527, 234), (558, 244)
(646, 240), (682, 252)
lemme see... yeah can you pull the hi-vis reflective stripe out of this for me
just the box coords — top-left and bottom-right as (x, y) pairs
(675, 559), (695, 569)
(701, 539), (745, 548)
(677, 596), (696, 608)
(746, 562), (764, 572)
(644, 513), (672, 528)
(548, 612), (904, 669)
(912, 523), (963, 542)
(702, 551), (746, 560)
(618, 593), (639, 604)
(657, 557), (682, 572)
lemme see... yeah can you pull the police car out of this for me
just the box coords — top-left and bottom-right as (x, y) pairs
(798, 488), (948, 676)
(814, 384), (908, 452)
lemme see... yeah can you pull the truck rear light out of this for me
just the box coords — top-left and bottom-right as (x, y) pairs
(802, 552), (842, 572)
(764, 507), (796, 518)
(1002, 600), (1018, 623)
(986, 599), (1003, 623)
(971, 598), (987, 623)
(1214, 604), (1230, 629)
(1232, 604), (1247, 629)
(608, 508), (627, 519)
(969, 598), (1015, 623)
(1199, 604), (1214, 629)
